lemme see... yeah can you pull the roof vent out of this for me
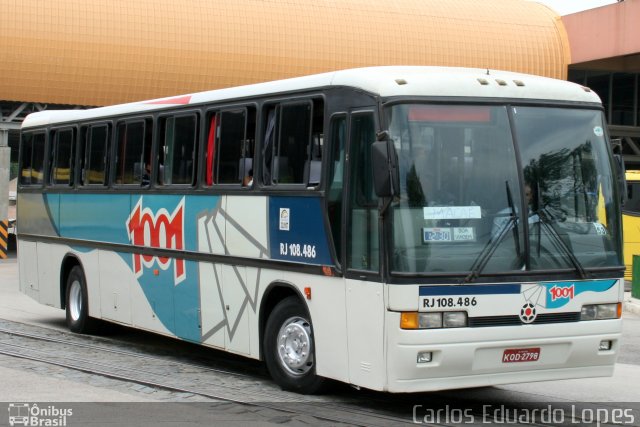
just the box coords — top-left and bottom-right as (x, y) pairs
(581, 86), (592, 93)
(495, 79), (507, 86)
(477, 78), (489, 85)
(513, 80), (525, 87)
(395, 78), (408, 85)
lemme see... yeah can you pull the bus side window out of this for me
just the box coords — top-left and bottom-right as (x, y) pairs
(82, 124), (110, 186)
(19, 132), (45, 186)
(217, 109), (247, 185)
(347, 112), (379, 272)
(242, 108), (256, 187)
(203, 107), (255, 187)
(204, 113), (217, 186)
(262, 107), (277, 185)
(114, 119), (152, 185)
(50, 128), (75, 186)
(276, 102), (309, 184)
(263, 99), (323, 187)
(158, 113), (198, 186)
(328, 114), (346, 264)
(306, 99), (324, 187)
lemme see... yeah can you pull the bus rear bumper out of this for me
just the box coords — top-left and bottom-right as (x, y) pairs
(384, 313), (621, 393)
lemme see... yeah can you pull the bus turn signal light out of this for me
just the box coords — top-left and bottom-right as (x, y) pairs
(618, 302), (623, 319)
(400, 312), (419, 329)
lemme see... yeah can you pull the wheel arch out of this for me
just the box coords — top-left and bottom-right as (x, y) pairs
(258, 281), (308, 360)
(59, 254), (84, 310)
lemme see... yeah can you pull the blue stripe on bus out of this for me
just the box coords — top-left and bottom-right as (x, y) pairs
(419, 284), (522, 296)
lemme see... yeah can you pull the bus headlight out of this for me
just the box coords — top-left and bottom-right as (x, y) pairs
(419, 313), (443, 329)
(401, 311), (468, 329)
(580, 303), (620, 320)
(443, 312), (468, 328)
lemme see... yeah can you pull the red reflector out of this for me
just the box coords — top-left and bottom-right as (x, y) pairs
(304, 287), (312, 300)
(408, 105), (491, 122)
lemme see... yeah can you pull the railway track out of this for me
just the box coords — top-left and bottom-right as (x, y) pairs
(1, 318), (614, 427)
(0, 319), (422, 426)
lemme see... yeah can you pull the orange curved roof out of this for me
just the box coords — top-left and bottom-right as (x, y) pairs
(0, 0), (570, 106)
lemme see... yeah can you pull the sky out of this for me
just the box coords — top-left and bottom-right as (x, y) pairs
(530, 0), (617, 15)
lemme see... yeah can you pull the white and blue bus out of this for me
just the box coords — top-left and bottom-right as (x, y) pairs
(17, 67), (624, 393)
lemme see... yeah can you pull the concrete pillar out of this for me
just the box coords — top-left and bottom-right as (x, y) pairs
(0, 129), (9, 258)
(0, 128), (9, 222)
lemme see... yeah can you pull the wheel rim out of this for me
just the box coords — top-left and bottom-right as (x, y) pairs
(276, 316), (314, 376)
(69, 280), (82, 321)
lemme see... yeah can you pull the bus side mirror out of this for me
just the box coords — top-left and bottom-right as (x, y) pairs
(371, 131), (399, 198)
(613, 154), (627, 207)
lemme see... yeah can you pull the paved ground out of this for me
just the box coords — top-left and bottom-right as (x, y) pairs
(625, 291), (640, 316)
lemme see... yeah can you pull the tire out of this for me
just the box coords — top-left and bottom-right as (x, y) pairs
(263, 296), (326, 394)
(65, 265), (97, 334)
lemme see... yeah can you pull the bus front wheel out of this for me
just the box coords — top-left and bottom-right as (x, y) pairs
(65, 266), (96, 334)
(263, 296), (325, 394)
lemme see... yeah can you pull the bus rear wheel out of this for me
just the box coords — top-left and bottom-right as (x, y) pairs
(65, 265), (97, 334)
(263, 296), (325, 394)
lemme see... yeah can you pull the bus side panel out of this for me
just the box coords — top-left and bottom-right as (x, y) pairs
(17, 239), (39, 300)
(129, 258), (174, 336)
(220, 264), (250, 355)
(197, 195), (226, 348)
(98, 251), (133, 326)
(198, 265), (226, 350)
(298, 273), (349, 383)
(220, 195), (253, 355)
(173, 259), (201, 343)
(225, 196), (268, 258)
(17, 193), (59, 237)
(77, 249), (102, 319)
(16, 191), (57, 303)
(345, 279), (386, 390)
(60, 193), (126, 242)
(35, 242), (66, 308)
(245, 266), (266, 359)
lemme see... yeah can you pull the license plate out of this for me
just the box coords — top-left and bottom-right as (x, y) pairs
(502, 347), (540, 363)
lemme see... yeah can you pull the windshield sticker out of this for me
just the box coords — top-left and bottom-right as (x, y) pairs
(453, 227), (475, 241)
(593, 126), (604, 137)
(424, 206), (481, 220)
(423, 227), (452, 243)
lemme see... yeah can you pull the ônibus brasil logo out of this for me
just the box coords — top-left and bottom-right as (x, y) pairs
(126, 197), (186, 285)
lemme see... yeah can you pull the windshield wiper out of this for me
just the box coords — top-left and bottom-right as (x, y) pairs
(463, 181), (521, 283)
(535, 207), (589, 279)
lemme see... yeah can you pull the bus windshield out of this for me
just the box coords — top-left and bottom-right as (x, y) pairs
(386, 104), (622, 277)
